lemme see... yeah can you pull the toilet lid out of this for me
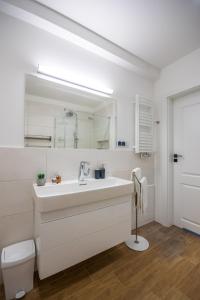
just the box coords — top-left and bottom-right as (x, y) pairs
(1, 240), (35, 268)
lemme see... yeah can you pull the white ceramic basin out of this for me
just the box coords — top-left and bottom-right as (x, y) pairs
(33, 177), (134, 212)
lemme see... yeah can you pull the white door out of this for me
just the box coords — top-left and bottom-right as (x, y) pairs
(174, 89), (200, 234)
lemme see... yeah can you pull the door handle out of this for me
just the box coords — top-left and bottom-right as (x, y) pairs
(173, 153), (183, 163)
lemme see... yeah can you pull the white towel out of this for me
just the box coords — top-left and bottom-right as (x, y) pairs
(140, 176), (148, 213)
(131, 168), (141, 181)
(131, 168), (142, 209)
(131, 168), (141, 197)
(131, 168), (148, 213)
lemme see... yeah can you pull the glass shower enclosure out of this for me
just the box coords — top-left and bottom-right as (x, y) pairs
(54, 110), (111, 149)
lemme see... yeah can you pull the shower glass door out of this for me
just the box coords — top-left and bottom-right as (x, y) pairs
(54, 112), (111, 149)
(54, 115), (78, 148)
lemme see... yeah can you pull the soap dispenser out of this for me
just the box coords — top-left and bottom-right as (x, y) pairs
(100, 164), (105, 179)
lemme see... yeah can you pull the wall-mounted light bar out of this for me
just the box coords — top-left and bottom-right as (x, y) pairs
(37, 65), (113, 98)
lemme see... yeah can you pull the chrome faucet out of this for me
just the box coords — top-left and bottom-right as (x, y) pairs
(78, 161), (90, 185)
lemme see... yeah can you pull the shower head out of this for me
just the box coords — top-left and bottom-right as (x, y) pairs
(64, 109), (76, 118)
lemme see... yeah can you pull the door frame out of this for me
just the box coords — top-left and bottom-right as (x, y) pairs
(156, 84), (200, 227)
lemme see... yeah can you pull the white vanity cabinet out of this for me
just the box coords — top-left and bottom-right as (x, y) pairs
(35, 197), (131, 279)
(33, 177), (133, 279)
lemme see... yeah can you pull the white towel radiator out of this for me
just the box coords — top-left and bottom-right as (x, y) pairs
(135, 95), (153, 154)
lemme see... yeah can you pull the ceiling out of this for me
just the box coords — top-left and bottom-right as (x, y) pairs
(36, 0), (200, 68)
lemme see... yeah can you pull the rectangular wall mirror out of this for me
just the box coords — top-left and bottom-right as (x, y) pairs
(24, 74), (116, 149)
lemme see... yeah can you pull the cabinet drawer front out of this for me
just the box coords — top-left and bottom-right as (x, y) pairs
(40, 200), (131, 250)
(38, 220), (130, 279)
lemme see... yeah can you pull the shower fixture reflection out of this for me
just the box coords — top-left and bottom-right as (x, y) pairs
(64, 109), (79, 149)
(53, 109), (112, 149)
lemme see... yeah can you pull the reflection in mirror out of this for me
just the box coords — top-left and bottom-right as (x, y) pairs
(24, 74), (116, 149)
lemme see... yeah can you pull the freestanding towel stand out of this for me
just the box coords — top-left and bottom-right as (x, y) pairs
(125, 175), (149, 251)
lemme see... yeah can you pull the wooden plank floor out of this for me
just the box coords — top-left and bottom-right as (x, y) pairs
(1, 221), (200, 300)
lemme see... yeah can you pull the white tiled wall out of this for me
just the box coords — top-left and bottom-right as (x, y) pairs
(0, 148), (46, 181)
(0, 147), (155, 283)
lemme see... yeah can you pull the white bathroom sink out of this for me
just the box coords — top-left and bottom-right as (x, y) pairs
(33, 177), (134, 212)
